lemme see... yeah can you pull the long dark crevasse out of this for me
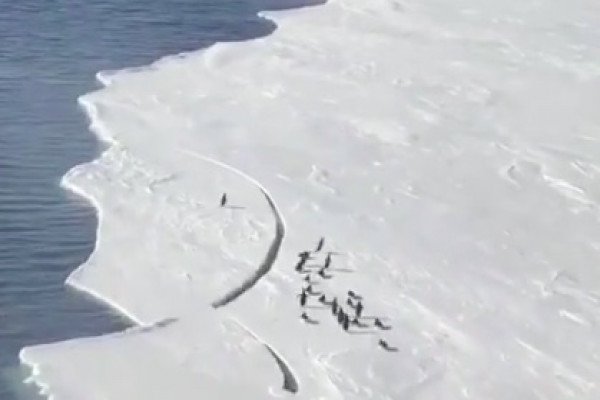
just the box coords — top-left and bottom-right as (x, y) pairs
(233, 320), (299, 394)
(176, 149), (287, 308)
(211, 188), (285, 308)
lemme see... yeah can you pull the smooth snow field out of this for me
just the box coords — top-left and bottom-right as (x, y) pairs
(20, 0), (600, 398)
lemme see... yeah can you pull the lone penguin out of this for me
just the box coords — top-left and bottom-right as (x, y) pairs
(331, 297), (338, 314)
(374, 318), (391, 330)
(355, 301), (364, 318)
(301, 312), (319, 325)
(343, 314), (350, 331)
(378, 339), (398, 352)
(220, 193), (227, 207)
(337, 309), (345, 324)
(315, 237), (325, 252)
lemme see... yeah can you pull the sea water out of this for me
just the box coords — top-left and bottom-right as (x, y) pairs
(0, 1), (314, 398)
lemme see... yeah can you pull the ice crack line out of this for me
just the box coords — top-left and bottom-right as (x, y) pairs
(234, 319), (299, 394)
(177, 149), (286, 308)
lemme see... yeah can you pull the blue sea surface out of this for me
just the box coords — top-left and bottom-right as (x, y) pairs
(0, 0), (317, 398)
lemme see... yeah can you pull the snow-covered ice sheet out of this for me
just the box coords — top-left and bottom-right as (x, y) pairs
(20, 0), (600, 399)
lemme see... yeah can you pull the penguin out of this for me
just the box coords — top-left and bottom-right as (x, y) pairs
(323, 253), (332, 268)
(299, 290), (307, 307)
(318, 294), (327, 304)
(331, 297), (338, 313)
(355, 301), (364, 318)
(348, 290), (363, 300)
(337, 309), (345, 324)
(347, 298), (355, 308)
(298, 251), (313, 260)
(304, 274), (311, 283)
(343, 314), (350, 331)
(374, 318), (391, 330)
(305, 284), (322, 296)
(220, 193), (227, 207)
(295, 251), (312, 272)
(378, 339), (398, 352)
(318, 267), (332, 279)
(301, 312), (319, 325)
(320, 296), (333, 306)
(315, 237), (325, 252)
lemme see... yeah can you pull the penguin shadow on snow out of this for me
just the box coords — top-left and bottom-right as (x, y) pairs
(327, 267), (355, 273)
(301, 312), (320, 325)
(317, 267), (333, 279)
(378, 339), (399, 352)
(305, 305), (329, 310)
(223, 205), (245, 210)
(357, 315), (387, 321)
(219, 192), (245, 210)
(351, 317), (370, 329)
(347, 329), (377, 335)
(304, 266), (350, 276)
(304, 284), (323, 296)
(373, 317), (392, 330)
(302, 276), (321, 286)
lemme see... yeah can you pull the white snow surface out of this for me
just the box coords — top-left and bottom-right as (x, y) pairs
(19, 0), (600, 399)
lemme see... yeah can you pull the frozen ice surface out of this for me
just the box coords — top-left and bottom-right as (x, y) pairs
(20, 0), (600, 399)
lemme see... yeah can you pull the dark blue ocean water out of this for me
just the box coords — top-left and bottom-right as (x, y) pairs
(0, 1), (317, 398)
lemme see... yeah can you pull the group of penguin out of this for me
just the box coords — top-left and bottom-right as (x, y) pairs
(295, 238), (397, 352)
(220, 194), (397, 352)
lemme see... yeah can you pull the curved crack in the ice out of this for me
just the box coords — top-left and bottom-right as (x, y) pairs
(234, 319), (299, 394)
(177, 149), (286, 308)
(212, 188), (284, 307)
(265, 343), (299, 393)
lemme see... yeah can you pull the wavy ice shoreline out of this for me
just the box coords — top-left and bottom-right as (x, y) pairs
(20, 0), (600, 398)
